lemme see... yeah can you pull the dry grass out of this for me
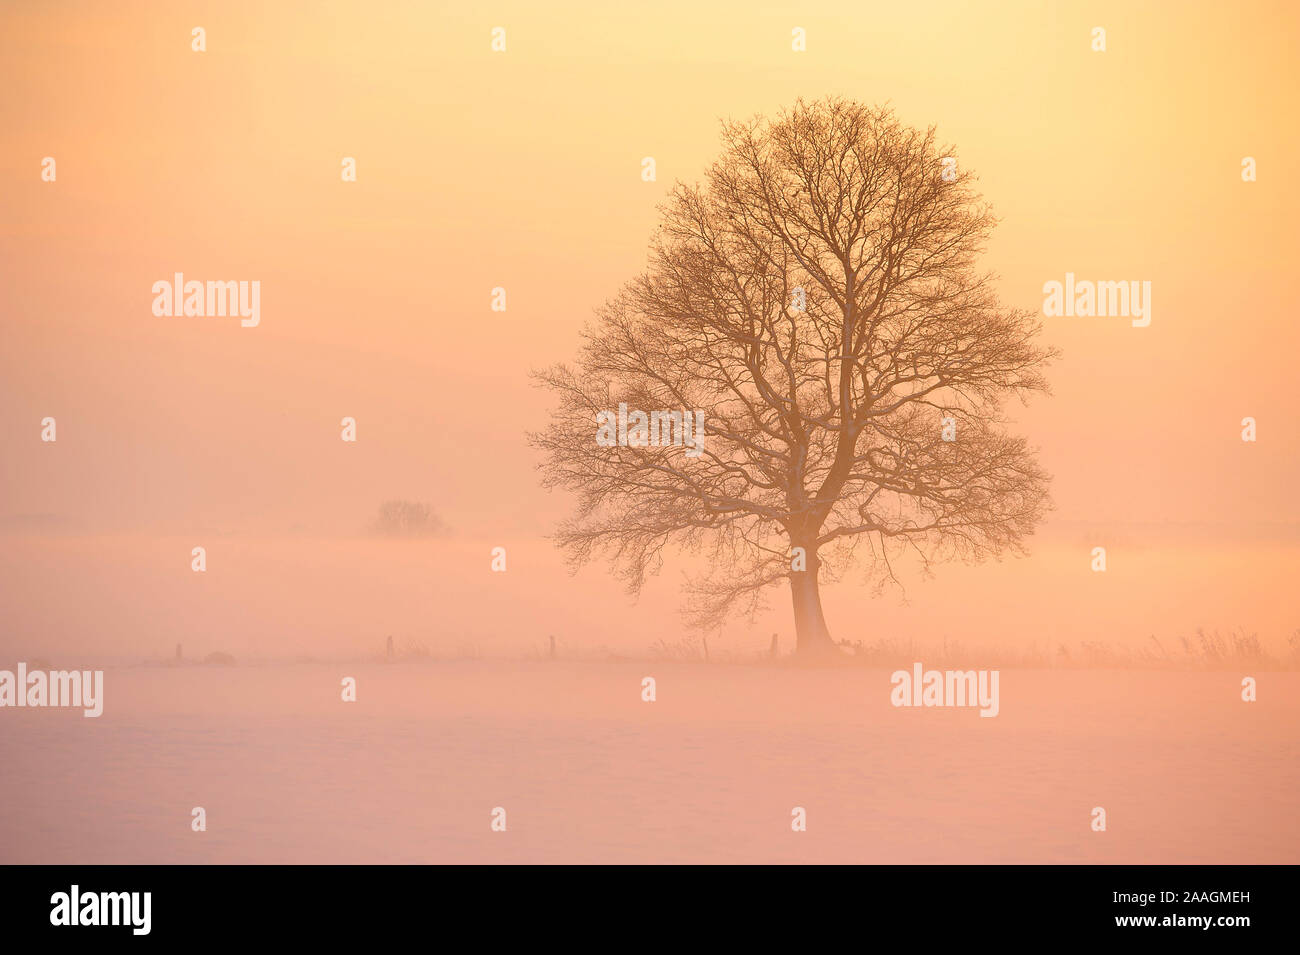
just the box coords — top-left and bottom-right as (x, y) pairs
(822, 626), (1299, 670)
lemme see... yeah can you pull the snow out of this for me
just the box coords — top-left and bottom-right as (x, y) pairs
(2, 662), (1295, 863)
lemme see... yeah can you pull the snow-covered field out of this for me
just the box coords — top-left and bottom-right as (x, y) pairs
(2, 662), (1295, 864)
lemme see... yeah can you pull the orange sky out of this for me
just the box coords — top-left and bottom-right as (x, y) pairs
(2, 0), (1298, 660)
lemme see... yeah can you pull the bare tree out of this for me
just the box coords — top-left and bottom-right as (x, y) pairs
(532, 98), (1054, 656)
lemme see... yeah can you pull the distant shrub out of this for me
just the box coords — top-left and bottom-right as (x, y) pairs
(372, 500), (444, 538)
(397, 636), (430, 660)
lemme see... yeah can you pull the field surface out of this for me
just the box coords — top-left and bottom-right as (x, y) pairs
(2, 663), (1295, 864)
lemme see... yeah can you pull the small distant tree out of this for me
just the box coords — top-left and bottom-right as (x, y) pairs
(372, 500), (444, 537)
(532, 98), (1055, 656)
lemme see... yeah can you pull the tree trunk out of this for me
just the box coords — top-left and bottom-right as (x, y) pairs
(789, 548), (839, 657)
